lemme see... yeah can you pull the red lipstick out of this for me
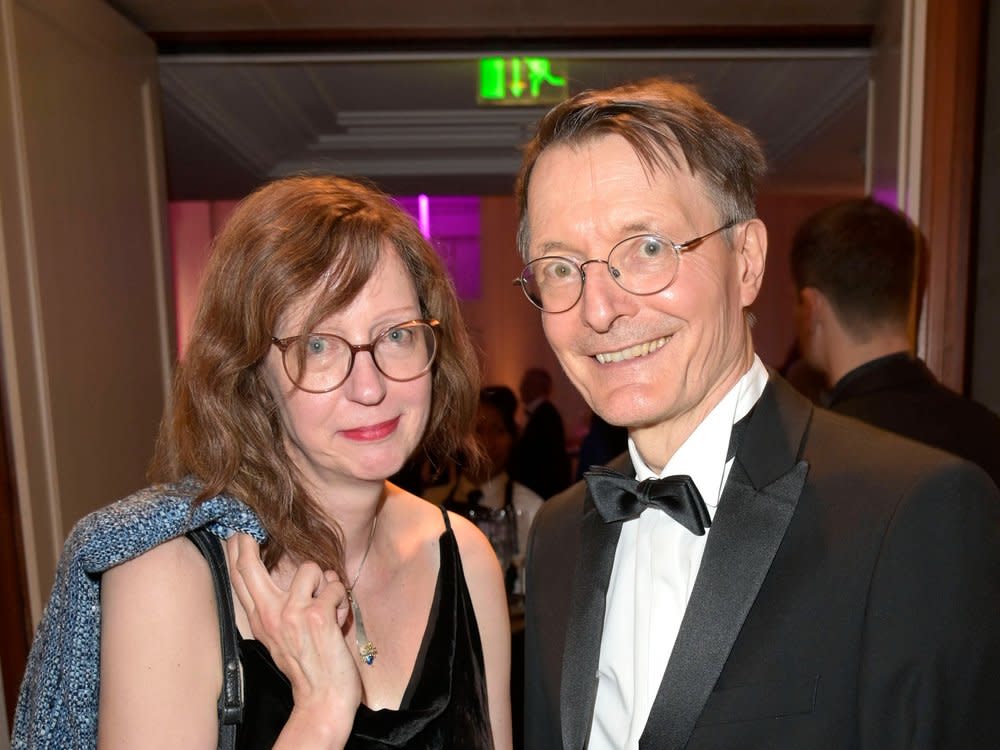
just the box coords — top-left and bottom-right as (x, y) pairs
(340, 417), (400, 442)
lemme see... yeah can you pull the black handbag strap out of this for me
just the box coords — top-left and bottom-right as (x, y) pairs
(187, 527), (244, 750)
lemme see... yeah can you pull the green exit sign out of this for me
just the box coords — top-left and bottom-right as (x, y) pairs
(478, 57), (569, 105)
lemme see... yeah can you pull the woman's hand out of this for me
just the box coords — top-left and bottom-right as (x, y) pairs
(227, 533), (361, 749)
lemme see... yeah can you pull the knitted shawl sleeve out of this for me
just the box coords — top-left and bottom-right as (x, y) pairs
(11, 477), (266, 750)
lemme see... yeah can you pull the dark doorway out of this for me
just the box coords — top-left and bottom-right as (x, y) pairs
(0, 369), (31, 727)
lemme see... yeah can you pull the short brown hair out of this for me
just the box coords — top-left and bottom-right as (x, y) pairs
(515, 78), (767, 259)
(790, 197), (920, 338)
(151, 175), (481, 577)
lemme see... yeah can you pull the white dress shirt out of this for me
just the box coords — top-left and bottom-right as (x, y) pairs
(588, 356), (769, 749)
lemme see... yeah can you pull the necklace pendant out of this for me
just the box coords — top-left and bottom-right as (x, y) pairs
(348, 586), (378, 667)
(359, 640), (378, 666)
(347, 515), (380, 667)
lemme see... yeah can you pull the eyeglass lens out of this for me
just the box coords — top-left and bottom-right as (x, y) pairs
(521, 234), (680, 313)
(282, 321), (437, 393)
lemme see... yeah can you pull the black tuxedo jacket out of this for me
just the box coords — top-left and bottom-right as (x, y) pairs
(523, 375), (1000, 749)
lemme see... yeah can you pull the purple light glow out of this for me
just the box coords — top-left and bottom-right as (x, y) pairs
(871, 187), (900, 210)
(396, 195), (481, 299)
(418, 194), (431, 238)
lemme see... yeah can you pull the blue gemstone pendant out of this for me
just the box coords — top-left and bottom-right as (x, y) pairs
(359, 641), (377, 666)
(347, 588), (378, 667)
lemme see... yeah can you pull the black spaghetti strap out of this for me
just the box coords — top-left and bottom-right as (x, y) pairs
(188, 527), (244, 750)
(439, 503), (453, 532)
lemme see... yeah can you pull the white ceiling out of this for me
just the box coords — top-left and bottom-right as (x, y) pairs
(107, 0), (880, 199)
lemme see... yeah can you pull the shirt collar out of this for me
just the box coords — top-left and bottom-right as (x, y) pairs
(523, 396), (545, 415)
(629, 355), (768, 510)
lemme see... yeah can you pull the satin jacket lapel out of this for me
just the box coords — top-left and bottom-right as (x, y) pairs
(560, 489), (624, 750)
(639, 376), (813, 750)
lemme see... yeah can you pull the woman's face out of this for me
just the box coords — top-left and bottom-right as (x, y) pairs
(475, 402), (513, 481)
(262, 245), (433, 489)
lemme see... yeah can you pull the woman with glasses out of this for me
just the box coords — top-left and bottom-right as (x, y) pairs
(13, 175), (511, 750)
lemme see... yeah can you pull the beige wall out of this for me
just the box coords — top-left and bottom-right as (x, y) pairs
(0, 0), (172, 619)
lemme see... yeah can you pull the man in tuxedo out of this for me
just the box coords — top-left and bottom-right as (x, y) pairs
(790, 197), (1000, 485)
(513, 78), (1000, 749)
(510, 367), (573, 499)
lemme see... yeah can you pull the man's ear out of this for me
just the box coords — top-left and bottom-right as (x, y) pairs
(799, 286), (832, 331)
(796, 286), (835, 374)
(798, 287), (819, 329)
(793, 287), (819, 369)
(737, 218), (767, 308)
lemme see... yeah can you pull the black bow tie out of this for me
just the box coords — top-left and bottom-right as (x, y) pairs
(584, 466), (711, 534)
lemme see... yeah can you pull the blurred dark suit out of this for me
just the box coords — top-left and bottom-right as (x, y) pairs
(510, 399), (572, 500)
(824, 352), (1000, 486)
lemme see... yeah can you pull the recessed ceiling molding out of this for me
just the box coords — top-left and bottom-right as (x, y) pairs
(767, 67), (870, 167)
(337, 109), (546, 127)
(161, 48), (871, 66)
(159, 68), (281, 171)
(153, 28), (872, 198)
(245, 68), (322, 138)
(272, 156), (523, 177)
(310, 132), (526, 150)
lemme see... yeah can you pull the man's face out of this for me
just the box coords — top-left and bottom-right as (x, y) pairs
(524, 135), (765, 461)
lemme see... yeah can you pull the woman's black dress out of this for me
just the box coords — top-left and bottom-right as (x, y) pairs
(235, 508), (495, 749)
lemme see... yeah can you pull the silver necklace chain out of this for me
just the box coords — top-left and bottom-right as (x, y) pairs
(345, 513), (379, 666)
(347, 513), (378, 592)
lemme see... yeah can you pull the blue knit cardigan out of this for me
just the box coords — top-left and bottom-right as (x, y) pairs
(11, 478), (267, 749)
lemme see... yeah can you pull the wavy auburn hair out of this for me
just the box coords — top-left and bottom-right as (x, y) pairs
(150, 175), (481, 578)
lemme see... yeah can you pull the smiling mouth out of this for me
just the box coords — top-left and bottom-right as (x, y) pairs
(595, 335), (671, 364)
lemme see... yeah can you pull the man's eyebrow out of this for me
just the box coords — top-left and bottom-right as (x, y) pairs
(535, 240), (575, 256)
(620, 220), (659, 236)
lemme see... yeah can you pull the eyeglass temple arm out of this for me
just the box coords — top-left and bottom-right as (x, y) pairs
(675, 219), (742, 251)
